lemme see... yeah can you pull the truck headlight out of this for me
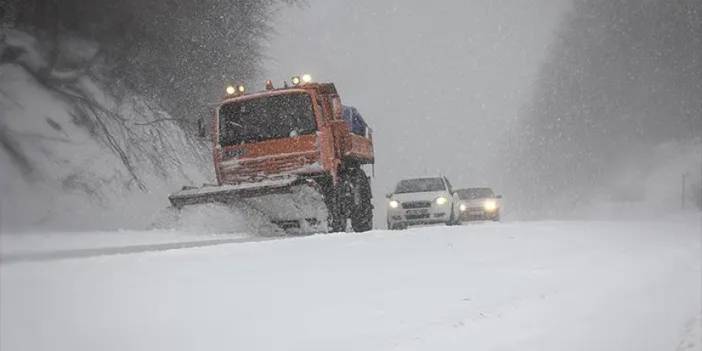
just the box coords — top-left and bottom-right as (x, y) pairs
(459, 204), (467, 212)
(389, 200), (399, 209)
(483, 200), (497, 212)
(435, 197), (448, 206)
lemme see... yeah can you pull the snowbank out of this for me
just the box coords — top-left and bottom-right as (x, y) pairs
(0, 29), (215, 231)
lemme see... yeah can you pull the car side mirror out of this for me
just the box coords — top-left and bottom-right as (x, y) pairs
(197, 118), (207, 138)
(496, 195), (503, 199)
(385, 193), (393, 199)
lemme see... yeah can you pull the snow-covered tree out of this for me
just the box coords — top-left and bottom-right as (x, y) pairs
(507, 0), (701, 215)
(2, 0), (299, 127)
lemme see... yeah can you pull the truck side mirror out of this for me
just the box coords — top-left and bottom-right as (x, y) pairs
(197, 118), (206, 138)
(385, 193), (393, 199)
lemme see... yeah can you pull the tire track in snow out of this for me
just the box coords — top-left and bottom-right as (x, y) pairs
(0, 236), (283, 264)
(676, 314), (702, 351)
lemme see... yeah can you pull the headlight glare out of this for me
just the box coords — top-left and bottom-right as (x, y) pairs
(389, 200), (399, 209)
(435, 197), (448, 206)
(459, 204), (467, 212)
(483, 200), (497, 211)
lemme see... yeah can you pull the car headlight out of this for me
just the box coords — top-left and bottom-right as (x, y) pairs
(459, 204), (467, 212)
(389, 200), (399, 209)
(435, 197), (448, 206)
(483, 200), (497, 211)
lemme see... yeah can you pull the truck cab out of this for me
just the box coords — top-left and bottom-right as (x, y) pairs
(213, 80), (373, 188)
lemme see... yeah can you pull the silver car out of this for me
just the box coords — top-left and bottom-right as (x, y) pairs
(386, 177), (458, 230)
(453, 188), (502, 223)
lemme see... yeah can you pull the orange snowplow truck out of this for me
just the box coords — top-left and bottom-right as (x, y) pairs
(169, 75), (374, 233)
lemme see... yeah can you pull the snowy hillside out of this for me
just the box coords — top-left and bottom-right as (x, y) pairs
(0, 29), (213, 231)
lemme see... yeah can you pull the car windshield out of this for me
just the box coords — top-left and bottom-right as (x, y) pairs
(218, 92), (317, 146)
(395, 178), (446, 194)
(457, 188), (495, 200)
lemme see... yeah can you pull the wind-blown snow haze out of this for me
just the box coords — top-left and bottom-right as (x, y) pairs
(268, 0), (701, 221)
(0, 1), (700, 350)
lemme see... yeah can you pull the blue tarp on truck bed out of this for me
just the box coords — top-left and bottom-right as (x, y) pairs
(341, 105), (367, 136)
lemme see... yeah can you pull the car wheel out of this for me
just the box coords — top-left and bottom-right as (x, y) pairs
(492, 211), (501, 222)
(446, 206), (456, 226)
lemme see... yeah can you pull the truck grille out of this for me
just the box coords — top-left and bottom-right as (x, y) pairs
(402, 201), (432, 209)
(220, 152), (320, 183)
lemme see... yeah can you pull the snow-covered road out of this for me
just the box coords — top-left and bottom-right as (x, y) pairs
(1, 217), (700, 351)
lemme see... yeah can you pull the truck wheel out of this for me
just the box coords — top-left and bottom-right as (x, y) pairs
(350, 169), (373, 232)
(323, 182), (346, 233)
(390, 222), (406, 230)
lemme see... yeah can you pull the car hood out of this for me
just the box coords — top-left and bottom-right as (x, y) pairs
(391, 191), (449, 203)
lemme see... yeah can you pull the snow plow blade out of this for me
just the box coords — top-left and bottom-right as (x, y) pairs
(168, 177), (301, 209)
(168, 176), (330, 234)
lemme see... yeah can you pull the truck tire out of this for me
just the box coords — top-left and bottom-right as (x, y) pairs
(389, 222), (406, 230)
(350, 169), (373, 232)
(323, 180), (346, 233)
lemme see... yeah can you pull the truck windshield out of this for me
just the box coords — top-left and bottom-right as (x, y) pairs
(219, 92), (317, 146)
(395, 178), (446, 194)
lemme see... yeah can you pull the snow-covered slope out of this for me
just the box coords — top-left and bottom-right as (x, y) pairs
(0, 29), (213, 231)
(1, 218), (699, 351)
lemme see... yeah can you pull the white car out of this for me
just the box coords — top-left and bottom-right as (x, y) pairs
(453, 187), (502, 223)
(386, 177), (458, 230)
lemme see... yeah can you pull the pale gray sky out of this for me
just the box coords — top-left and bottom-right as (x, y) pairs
(265, 0), (570, 222)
